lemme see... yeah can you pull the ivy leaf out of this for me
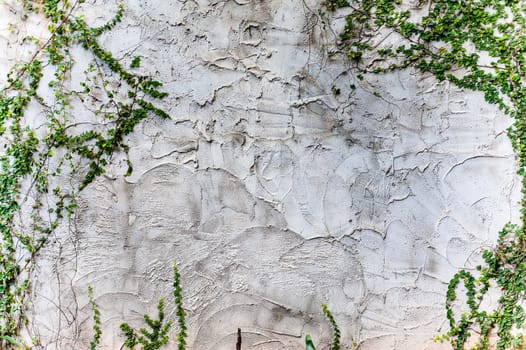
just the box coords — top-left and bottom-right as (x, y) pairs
(305, 334), (317, 350)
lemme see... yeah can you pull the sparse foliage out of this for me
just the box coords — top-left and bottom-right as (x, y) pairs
(88, 286), (102, 350)
(119, 299), (172, 350)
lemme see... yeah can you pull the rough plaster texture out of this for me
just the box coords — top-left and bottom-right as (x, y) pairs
(0, 0), (521, 349)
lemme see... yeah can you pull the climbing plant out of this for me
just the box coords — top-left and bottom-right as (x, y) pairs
(304, 304), (358, 350)
(323, 0), (526, 349)
(0, 1), (169, 348)
(87, 262), (187, 350)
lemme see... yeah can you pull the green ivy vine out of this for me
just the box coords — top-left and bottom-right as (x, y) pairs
(117, 263), (187, 350)
(0, 1), (169, 348)
(323, 0), (526, 349)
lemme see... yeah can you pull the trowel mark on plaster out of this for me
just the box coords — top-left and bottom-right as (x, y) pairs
(191, 227), (364, 349)
(73, 164), (363, 349)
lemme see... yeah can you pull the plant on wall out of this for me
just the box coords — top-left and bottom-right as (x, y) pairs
(0, 1), (169, 348)
(87, 263), (187, 350)
(323, 0), (526, 348)
(304, 304), (358, 350)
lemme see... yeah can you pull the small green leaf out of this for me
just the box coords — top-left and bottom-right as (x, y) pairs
(130, 56), (141, 68)
(306, 334), (316, 350)
(0, 336), (20, 346)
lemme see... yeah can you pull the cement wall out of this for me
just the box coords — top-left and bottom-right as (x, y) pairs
(0, 0), (520, 349)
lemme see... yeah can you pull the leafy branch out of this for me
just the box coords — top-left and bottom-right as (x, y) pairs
(111, 263), (187, 350)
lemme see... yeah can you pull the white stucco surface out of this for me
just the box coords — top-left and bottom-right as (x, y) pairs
(0, 1), (521, 349)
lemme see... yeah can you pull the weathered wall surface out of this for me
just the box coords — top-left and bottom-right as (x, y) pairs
(0, 1), (521, 349)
